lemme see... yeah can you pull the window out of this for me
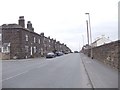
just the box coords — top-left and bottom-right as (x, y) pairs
(3, 46), (8, 53)
(34, 37), (36, 43)
(34, 46), (36, 53)
(25, 45), (29, 52)
(2, 43), (10, 53)
(41, 48), (43, 51)
(25, 35), (28, 41)
(38, 39), (40, 44)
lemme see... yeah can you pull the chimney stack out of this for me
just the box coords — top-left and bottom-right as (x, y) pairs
(41, 33), (44, 36)
(18, 16), (25, 28)
(27, 21), (33, 31)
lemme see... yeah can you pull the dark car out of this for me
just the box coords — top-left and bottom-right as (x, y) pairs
(64, 52), (68, 54)
(55, 51), (64, 56)
(74, 51), (79, 53)
(62, 51), (68, 54)
(46, 52), (56, 58)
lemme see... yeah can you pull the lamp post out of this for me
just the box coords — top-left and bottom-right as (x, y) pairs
(86, 20), (89, 46)
(85, 13), (93, 59)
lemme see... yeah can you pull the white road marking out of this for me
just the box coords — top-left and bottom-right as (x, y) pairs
(2, 70), (29, 82)
(2, 60), (48, 82)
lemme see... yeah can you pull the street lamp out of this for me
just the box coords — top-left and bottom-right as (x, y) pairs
(86, 20), (89, 46)
(85, 13), (93, 59)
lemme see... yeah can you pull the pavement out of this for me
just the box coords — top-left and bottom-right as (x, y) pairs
(1, 53), (118, 88)
(80, 53), (118, 88)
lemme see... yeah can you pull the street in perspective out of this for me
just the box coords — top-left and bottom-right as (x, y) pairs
(0, 0), (119, 89)
(1, 53), (118, 88)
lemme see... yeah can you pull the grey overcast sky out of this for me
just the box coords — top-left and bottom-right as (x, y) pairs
(0, 0), (118, 51)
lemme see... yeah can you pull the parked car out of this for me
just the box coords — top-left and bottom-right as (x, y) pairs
(62, 51), (67, 54)
(46, 52), (56, 58)
(74, 51), (79, 53)
(64, 52), (69, 54)
(55, 51), (64, 56)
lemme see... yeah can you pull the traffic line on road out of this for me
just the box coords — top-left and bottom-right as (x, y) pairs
(2, 60), (48, 82)
(2, 70), (29, 82)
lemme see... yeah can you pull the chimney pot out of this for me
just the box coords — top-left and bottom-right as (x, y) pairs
(18, 16), (25, 28)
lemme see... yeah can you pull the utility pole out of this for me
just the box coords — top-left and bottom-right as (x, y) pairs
(86, 20), (89, 46)
(85, 13), (93, 59)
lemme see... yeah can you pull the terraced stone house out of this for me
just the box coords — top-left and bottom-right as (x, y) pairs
(0, 16), (71, 60)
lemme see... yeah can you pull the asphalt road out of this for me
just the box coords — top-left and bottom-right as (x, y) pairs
(2, 53), (118, 88)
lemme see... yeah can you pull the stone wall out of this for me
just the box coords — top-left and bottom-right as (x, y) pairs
(1, 53), (10, 60)
(82, 40), (120, 70)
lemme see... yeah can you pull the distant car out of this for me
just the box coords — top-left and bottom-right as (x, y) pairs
(63, 51), (69, 54)
(74, 51), (79, 53)
(55, 51), (64, 56)
(64, 52), (69, 54)
(46, 52), (56, 58)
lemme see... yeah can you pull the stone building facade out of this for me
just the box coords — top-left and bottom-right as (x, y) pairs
(0, 16), (71, 60)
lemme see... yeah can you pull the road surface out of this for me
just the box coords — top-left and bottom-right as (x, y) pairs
(2, 53), (118, 88)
